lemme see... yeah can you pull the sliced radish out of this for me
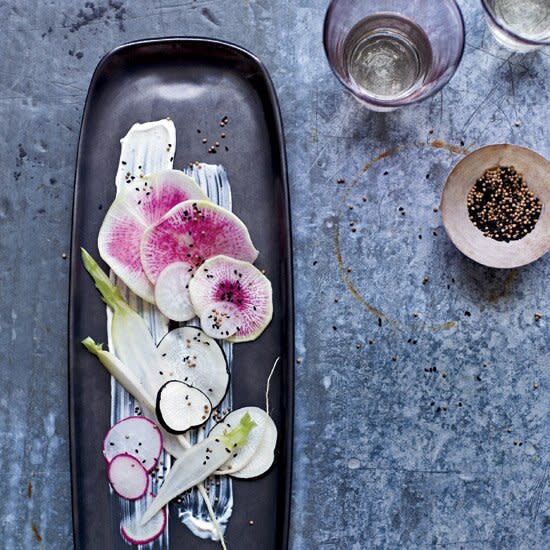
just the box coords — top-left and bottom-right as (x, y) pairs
(140, 412), (257, 525)
(156, 380), (212, 434)
(108, 454), (149, 500)
(211, 407), (276, 477)
(103, 416), (162, 472)
(140, 200), (259, 285)
(199, 301), (241, 340)
(232, 415), (277, 479)
(157, 327), (229, 408)
(189, 255), (273, 343)
(154, 262), (194, 321)
(98, 170), (207, 302)
(120, 500), (167, 545)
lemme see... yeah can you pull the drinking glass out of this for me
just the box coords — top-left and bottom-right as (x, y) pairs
(323, 0), (465, 111)
(481, 0), (550, 52)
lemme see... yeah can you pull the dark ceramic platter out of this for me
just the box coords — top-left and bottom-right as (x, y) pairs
(68, 38), (293, 550)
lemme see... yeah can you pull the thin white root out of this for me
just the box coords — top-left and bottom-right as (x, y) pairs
(175, 435), (227, 550)
(265, 356), (280, 416)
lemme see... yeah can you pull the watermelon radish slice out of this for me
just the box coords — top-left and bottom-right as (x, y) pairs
(120, 499), (167, 546)
(189, 255), (273, 343)
(103, 416), (162, 472)
(199, 301), (241, 340)
(98, 170), (207, 302)
(154, 262), (194, 321)
(210, 407), (274, 477)
(156, 380), (212, 434)
(157, 327), (229, 408)
(140, 200), (259, 285)
(108, 454), (149, 500)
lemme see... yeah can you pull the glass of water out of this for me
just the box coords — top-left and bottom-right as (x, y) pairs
(481, 0), (550, 52)
(323, 0), (465, 111)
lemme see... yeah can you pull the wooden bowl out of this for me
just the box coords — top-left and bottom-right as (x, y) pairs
(441, 144), (550, 268)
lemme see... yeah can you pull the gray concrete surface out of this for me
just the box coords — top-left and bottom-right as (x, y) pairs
(0, 0), (548, 548)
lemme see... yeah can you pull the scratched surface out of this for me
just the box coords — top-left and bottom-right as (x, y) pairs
(0, 1), (549, 548)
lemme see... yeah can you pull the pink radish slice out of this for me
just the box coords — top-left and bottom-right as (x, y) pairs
(199, 301), (241, 340)
(140, 200), (259, 285)
(189, 255), (273, 343)
(98, 170), (207, 302)
(103, 416), (163, 473)
(108, 454), (149, 500)
(120, 501), (167, 545)
(154, 262), (194, 321)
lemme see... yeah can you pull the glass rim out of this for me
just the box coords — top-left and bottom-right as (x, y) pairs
(322, 0), (466, 108)
(480, 0), (550, 46)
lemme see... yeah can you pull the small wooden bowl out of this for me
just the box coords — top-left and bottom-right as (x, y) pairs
(441, 144), (550, 268)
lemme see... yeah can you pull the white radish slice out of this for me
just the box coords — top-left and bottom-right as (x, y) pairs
(98, 170), (207, 302)
(103, 416), (162, 472)
(140, 200), (259, 284)
(120, 500), (167, 545)
(231, 415), (277, 479)
(108, 454), (149, 500)
(154, 262), (194, 321)
(209, 407), (277, 477)
(157, 326), (229, 409)
(156, 380), (212, 434)
(189, 255), (273, 343)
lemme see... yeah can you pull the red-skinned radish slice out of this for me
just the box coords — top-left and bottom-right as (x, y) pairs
(120, 498), (167, 546)
(156, 380), (212, 434)
(157, 327), (229, 409)
(98, 170), (207, 302)
(103, 416), (162, 473)
(210, 407), (277, 478)
(108, 454), (149, 500)
(154, 262), (194, 321)
(189, 255), (273, 343)
(140, 200), (259, 285)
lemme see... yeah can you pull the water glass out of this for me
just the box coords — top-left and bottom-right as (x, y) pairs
(481, 0), (550, 52)
(323, 0), (465, 111)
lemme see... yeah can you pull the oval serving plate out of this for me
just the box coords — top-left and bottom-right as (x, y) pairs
(68, 38), (293, 550)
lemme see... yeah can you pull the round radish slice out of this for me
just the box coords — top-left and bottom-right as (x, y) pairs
(189, 255), (273, 343)
(199, 301), (241, 340)
(211, 407), (273, 476)
(108, 454), (149, 500)
(98, 170), (207, 302)
(157, 327), (229, 409)
(120, 502), (167, 545)
(154, 262), (194, 321)
(103, 416), (162, 472)
(140, 200), (259, 285)
(156, 380), (212, 434)
(232, 414), (277, 479)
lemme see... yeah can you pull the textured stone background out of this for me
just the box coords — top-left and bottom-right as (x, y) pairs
(0, 1), (548, 548)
